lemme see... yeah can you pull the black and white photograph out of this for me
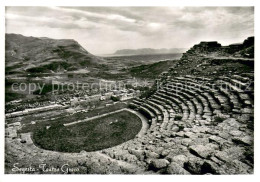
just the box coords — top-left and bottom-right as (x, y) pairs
(1, 1), (258, 177)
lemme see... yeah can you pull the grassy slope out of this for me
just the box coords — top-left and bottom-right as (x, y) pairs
(128, 60), (175, 79)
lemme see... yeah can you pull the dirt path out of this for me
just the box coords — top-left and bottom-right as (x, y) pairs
(63, 108), (149, 136)
(63, 108), (126, 126)
(63, 108), (149, 137)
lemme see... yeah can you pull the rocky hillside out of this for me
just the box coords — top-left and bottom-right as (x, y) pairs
(183, 37), (254, 59)
(5, 34), (104, 74)
(168, 37), (254, 77)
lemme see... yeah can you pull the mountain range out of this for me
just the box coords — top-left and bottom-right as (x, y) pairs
(113, 48), (187, 55)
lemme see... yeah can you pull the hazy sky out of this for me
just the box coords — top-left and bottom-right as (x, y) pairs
(6, 6), (254, 55)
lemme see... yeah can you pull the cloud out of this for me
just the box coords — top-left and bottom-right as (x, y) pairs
(5, 11), (98, 30)
(5, 6), (254, 54)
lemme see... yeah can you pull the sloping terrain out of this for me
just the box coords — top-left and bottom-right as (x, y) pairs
(168, 37), (254, 77)
(5, 34), (179, 102)
(5, 36), (254, 174)
(5, 33), (104, 74)
(128, 60), (176, 79)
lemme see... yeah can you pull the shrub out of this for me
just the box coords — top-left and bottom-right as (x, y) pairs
(247, 116), (254, 130)
(243, 146), (254, 165)
(174, 115), (182, 121)
(111, 96), (120, 102)
(213, 116), (225, 125)
(140, 86), (157, 99)
(178, 125), (184, 131)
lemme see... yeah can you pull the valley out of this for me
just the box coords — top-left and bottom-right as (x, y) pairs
(5, 34), (254, 174)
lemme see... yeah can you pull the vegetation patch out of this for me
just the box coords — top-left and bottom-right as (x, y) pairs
(128, 60), (175, 79)
(140, 86), (157, 99)
(243, 146), (254, 165)
(174, 115), (182, 121)
(33, 83), (65, 95)
(212, 116), (225, 125)
(32, 110), (142, 152)
(5, 92), (24, 103)
(27, 62), (72, 73)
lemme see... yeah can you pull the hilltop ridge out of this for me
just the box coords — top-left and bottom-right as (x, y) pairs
(183, 36), (254, 59)
(167, 37), (254, 77)
(5, 33), (104, 74)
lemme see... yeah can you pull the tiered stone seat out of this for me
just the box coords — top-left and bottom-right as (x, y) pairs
(132, 99), (143, 106)
(149, 98), (172, 117)
(164, 81), (206, 117)
(164, 89), (196, 121)
(147, 100), (163, 117)
(151, 98), (175, 117)
(100, 74), (256, 173)
(130, 101), (156, 124)
(153, 94), (182, 114)
(143, 102), (162, 119)
(143, 97), (172, 130)
(6, 73), (254, 175)
(183, 79), (233, 113)
(158, 90), (190, 120)
(130, 74), (254, 129)
(131, 99), (168, 130)
(224, 75), (254, 101)
(168, 78), (221, 115)
(139, 106), (156, 121)
(211, 89), (232, 113)
(218, 78), (252, 110)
